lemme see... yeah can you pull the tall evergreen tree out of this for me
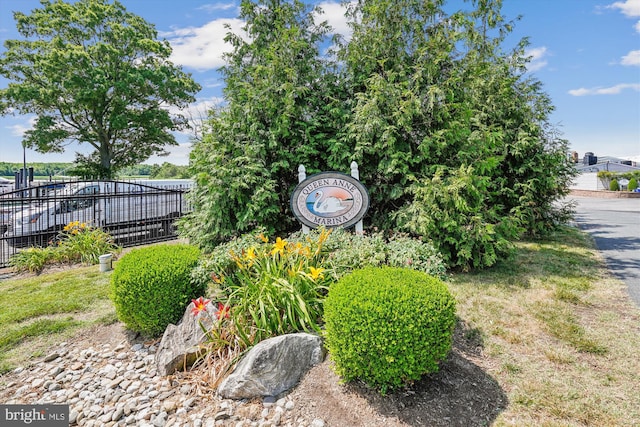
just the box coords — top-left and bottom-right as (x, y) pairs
(183, 0), (341, 249)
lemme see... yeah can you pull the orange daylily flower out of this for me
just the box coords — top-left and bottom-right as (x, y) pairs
(215, 302), (231, 320)
(191, 297), (211, 316)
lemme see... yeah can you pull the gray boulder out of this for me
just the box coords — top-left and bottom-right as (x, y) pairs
(155, 301), (216, 376)
(218, 333), (325, 399)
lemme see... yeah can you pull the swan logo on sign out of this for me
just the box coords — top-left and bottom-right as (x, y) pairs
(290, 172), (369, 229)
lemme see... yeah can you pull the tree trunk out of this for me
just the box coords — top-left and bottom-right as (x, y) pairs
(99, 141), (113, 179)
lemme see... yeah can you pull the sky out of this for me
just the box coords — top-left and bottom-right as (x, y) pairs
(0, 0), (638, 167)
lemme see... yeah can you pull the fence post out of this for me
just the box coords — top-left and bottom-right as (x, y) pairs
(298, 164), (310, 234)
(351, 161), (364, 234)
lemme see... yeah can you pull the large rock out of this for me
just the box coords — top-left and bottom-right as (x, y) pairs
(218, 333), (325, 399)
(155, 301), (216, 376)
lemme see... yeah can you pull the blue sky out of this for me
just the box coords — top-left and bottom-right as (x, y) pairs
(0, 0), (638, 166)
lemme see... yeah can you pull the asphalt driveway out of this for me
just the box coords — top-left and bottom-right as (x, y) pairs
(569, 195), (640, 306)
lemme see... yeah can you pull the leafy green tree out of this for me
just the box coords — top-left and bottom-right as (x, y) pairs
(0, 162), (72, 177)
(183, 0), (341, 249)
(118, 163), (153, 177)
(0, 0), (200, 179)
(149, 162), (189, 179)
(453, 1), (577, 238)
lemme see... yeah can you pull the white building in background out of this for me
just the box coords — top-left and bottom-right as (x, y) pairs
(570, 154), (640, 191)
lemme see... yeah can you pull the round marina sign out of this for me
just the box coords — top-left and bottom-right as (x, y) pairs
(290, 172), (369, 229)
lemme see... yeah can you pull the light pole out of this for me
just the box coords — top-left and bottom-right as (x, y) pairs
(21, 141), (29, 189)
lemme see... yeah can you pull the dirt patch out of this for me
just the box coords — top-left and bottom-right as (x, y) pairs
(287, 321), (507, 427)
(60, 322), (144, 348)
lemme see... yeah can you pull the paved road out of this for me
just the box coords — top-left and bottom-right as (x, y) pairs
(569, 195), (640, 306)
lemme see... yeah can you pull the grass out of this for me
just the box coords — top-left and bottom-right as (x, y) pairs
(450, 226), (640, 426)
(0, 227), (638, 425)
(0, 266), (116, 374)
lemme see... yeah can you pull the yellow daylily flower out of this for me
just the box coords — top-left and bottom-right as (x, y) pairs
(309, 266), (325, 280)
(63, 221), (78, 232)
(314, 228), (332, 255)
(245, 247), (257, 260)
(230, 250), (245, 269)
(293, 242), (311, 257)
(270, 237), (287, 256)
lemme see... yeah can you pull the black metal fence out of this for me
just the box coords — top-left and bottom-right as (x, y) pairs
(0, 179), (192, 268)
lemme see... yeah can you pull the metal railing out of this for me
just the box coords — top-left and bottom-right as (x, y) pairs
(0, 179), (192, 268)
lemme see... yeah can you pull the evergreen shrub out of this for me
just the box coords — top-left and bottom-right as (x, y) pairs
(398, 166), (520, 270)
(111, 244), (202, 337)
(628, 178), (638, 191)
(324, 266), (456, 393)
(609, 179), (619, 191)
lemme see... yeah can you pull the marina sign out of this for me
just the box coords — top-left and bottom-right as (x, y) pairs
(290, 172), (369, 229)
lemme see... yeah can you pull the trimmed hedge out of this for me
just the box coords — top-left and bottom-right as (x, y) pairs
(111, 244), (202, 337)
(324, 266), (456, 393)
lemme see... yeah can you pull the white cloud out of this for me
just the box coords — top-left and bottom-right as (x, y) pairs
(197, 2), (237, 13)
(165, 96), (225, 138)
(8, 116), (36, 137)
(621, 49), (640, 65)
(163, 18), (245, 71)
(167, 96), (224, 117)
(525, 46), (549, 72)
(145, 142), (193, 166)
(9, 123), (29, 137)
(608, 0), (640, 17)
(317, 1), (351, 39)
(608, 0), (640, 33)
(164, 3), (353, 71)
(568, 83), (640, 96)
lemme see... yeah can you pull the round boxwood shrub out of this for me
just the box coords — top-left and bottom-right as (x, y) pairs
(111, 244), (202, 337)
(609, 179), (619, 191)
(324, 266), (456, 393)
(628, 178), (638, 191)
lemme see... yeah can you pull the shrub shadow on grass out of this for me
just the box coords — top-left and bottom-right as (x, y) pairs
(345, 320), (507, 427)
(459, 254), (532, 289)
(463, 243), (600, 290)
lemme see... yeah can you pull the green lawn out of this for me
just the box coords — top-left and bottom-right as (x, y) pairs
(448, 227), (640, 425)
(0, 266), (116, 373)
